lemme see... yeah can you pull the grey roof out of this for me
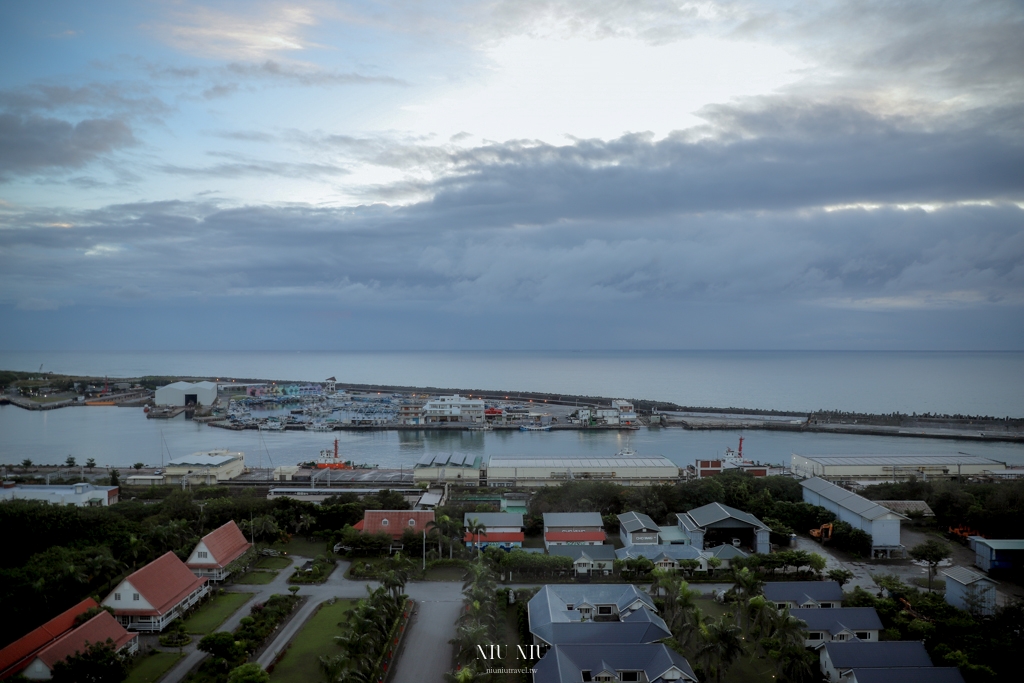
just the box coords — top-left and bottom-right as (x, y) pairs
(548, 545), (618, 562)
(657, 525), (688, 543)
(763, 581), (844, 604)
(616, 545), (704, 562)
(874, 501), (935, 517)
(800, 478), (907, 521)
(707, 544), (749, 560)
(618, 511), (660, 533)
(528, 585), (670, 646)
(544, 512), (604, 527)
(413, 452), (481, 468)
(794, 453), (1003, 466)
(941, 566), (997, 586)
(462, 512), (524, 528)
(973, 538), (1024, 550)
(679, 502), (770, 531)
(792, 607), (883, 634)
(823, 641), (932, 669)
(489, 455), (676, 469)
(848, 668), (965, 683)
(534, 644), (697, 683)
(168, 453), (238, 466)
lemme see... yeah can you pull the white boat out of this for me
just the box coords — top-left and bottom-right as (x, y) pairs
(306, 421), (334, 432)
(259, 420), (285, 431)
(519, 424), (551, 431)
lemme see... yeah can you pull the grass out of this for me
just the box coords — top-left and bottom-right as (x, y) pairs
(269, 599), (356, 682)
(271, 537), (331, 558)
(346, 556), (389, 579)
(181, 592), (252, 634)
(125, 651), (184, 683)
(235, 570), (278, 585)
(257, 556), (294, 570)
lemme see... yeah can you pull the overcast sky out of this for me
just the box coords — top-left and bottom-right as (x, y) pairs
(1, 1), (1022, 350)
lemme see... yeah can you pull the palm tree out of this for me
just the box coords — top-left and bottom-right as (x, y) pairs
(731, 567), (763, 603)
(465, 518), (487, 557)
(698, 615), (745, 683)
(444, 664), (480, 682)
(426, 517), (447, 557)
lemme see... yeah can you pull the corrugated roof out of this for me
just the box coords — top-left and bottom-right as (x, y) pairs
(463, 512), (524, 528)
(824, 641), (932, 669)
(875, 501), (935, 517)
(684, 502), (770, 530)
(534, 644), (697, 683)
(36, 612), (136, 669)
(528, 585), (670, 646)
(168, 453), (238, 467)
(618, 511), (659, 533)
(544, 512), (604, 527)
(800, 478), (906, 521)
(794, 454), (1003, 466)
(942, 566), (996, 586)
(113, 552), (208, 616)
(973, 538), (1024, 550)
(616, 545), (704, 562)
(548, 545), (618, 561)
(488, 455), (676, 468)
(0, 598), (97, 678)
(763, 581), (845, 604)
(791, 607), (883, 633)
(847, 667), (965, 683)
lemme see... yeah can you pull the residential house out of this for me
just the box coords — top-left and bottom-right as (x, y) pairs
(186, 520), (252, 582)
(942, 566), (998, 615)
(841, 668), (965, 683)
(543, 513), (606, 550)
(617, 512), (661, 546)
(528, 585), (671, 647)
(0, 598), (97, 680)
(354, 510), (435, 540)
(615, 545), (708, 572)
(675, 502), (771, 554)
(819, 642), (932, 683)
(548, 545), (617, 575)
(794, 607), (883, 648)
(21, 611), (138, 680)
(463, 512), (525, 549)
(705, 543), (748, 569)
(102, 552), (209, 632)
(800, 478), (907, 558)
(533, 643), (697, 683)
(763, 581), (844, 610)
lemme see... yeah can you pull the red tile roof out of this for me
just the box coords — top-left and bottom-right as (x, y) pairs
(113, 552), (207, 616)
(353, 520), (364, 531)
(0, 598), (97, 679)
(463, 531), (525, 543)
(188, 521), (251, 569)
(36, 612), (136, 670)
(360, 510), (435, 539)
(545, 531), (607, 542)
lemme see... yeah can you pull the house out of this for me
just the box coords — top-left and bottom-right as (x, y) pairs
(971, 538), (1024, 574)
(615, 545), (708, 572)
(102, 552), (209, 632)
(463, 512), (524, 549)
(548, 545), (617, 575)
(528, 585), (671, 647)
(0, 598), (97, 680)
(675, 502), (771, 554)
(819, 642), (932, 683)
(705, 543), (748, 569)
(942, 566), (998, 615)
(617, 512), (661, 546)
(533, 643), (697, 683)
(543, 513), (606, 550)
(0, 482), (119, 507)
(841, 667), (965, 683)
(763, 581), (844, 610)
(355, 510), (435, 540)
(422, 394), (485, 423)
(800, 478), (907, 558)
(794, 607), (882, 648)
(186, 520), (252, 581)
(21, 611), (138, 680)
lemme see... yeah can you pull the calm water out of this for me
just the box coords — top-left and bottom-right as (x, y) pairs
(2, 350), (1022, 416)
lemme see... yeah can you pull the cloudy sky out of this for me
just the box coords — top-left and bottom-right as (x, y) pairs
(1, 0), (1022, 351)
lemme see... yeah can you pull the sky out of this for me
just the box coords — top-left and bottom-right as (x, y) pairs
(1, 0), (1022, 351)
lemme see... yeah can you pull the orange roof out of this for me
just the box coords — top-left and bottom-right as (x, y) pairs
(36, 612), (136, 670)
(360, 510), (435, 539)
(0, 598), (97, 679)
(113, 552), (207, 616)
(463, 531), (524, 543)
(188, 521), (251, 569)
(545, 531), (607, 542)
(353, 520), (364, 531)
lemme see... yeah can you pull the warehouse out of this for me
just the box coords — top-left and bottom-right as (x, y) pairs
(800, 477), (907, 558)
(164, 450), (245, 484)
(412, 453), (484, 486)
(791, 453), (1005, 482)
(485, 454), (680, 487)
(154, 381), (218, 407)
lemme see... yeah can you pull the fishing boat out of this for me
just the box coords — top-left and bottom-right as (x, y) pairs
(519, 424), (551, 431)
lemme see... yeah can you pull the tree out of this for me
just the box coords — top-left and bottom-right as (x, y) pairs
(697, 615), (745, 683)
(909, 539), (953, 590)
(465, 518), (487, 557)
(227, 663), (270, 683)
(50, 639), (127, 683)
(827, 569), (854, 587)
(66, 455), (77, 467)
(109, 469), (120, 487)
(86, 458), (96, 470)
(21, 458), (32, 468)
(198, 631), (245, 664)
(132, 462), (144, 471)
(706, 556), (722, 577)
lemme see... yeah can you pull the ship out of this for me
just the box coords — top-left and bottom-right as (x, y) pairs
(314, 439), (353, 469)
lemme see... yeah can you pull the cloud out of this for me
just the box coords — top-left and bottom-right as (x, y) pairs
(153, 3), (321, 60)
(15, 297), (65, 311)
(0, 114), (136, 178)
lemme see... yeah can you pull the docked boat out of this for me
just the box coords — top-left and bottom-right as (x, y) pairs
(315, 439), (353, 469)
(519, 424), (551, 431)
(306, 421), (334, 432)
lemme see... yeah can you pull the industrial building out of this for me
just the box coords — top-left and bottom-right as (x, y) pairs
(800, 477), (907, 558)
(486, 454), (680, 487)
(164, 450), (245, 484)
(791, 453), (1006, 482)
(0, 482), (119, 506)
(154, 381), (218, 407)
(970, 537), (1024, 575)
(422, 394), (485, 424)
(675, 502), (772, 555)
(412, 453), (484, 485)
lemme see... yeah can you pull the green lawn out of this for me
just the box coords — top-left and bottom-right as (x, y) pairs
(269, 599), (356, 682)
(181, 592), (252, 634)
(257, 556), (294, 570)
(235, 570), (277, 585)
(271, 537), (331, 558)
(125, 652), (184, 683)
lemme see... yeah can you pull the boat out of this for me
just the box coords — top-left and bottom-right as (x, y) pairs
(260, 419), (285, 431)
(306, 421), (334, 432)
(315, 439), (353, 469)
(519, 424), (551, 431)
(468, 424), (493, 432)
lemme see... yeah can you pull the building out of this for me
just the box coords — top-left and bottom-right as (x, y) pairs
(423, 394), (485, 424)
(675, 502), (771, 554)
(398, 400), (426, 425)
(942, 566), (998, 615)
(354, 510), (435, 540)
(819, 642), (932, 682)
(486, 454), (680, 488)
(463, 512), (524, 549)
(412, 453), (483, 486)
(543, 513), (606, 550)
(0, 482), (119, 507)
(800, 477), (907, 558)
(154, 381), (218, 407)
(705, 543), (748, 568)
(617, 511), (661, 546)
(795, 607), (883, 648)
(186, 521), (252, 582)
(548, 545), (617, 575)
(763, 581), (844, 610)
(842, 668), (965, 683)
(528, 585), (670, 647)
(533, 643), (697, 683)
(791, 453), (1005, 482)
(615, 545), (708, 572)
(21, 611), (138, 680)
(610, 400), (638, 425)
(102, 552), (209, 632)
(163, 450), (245, 484)
(971, 538), (1024, 574)
(874, 501), (934, 518)
(0, 598), (97, 680)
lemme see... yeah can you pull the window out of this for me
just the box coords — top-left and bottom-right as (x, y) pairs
(381, 519), (389, 526)
(807, 632), (822, 640)
(582, 672), (592, 682)
(619, 672), (640, 682)
(855, 631), (871, 640)
(408, 519), (416, 527)
(114, 592), (121, 601)
(198, 551), (208, 558)
(133, 593), (140, 601)
(566, 604), (574, 610)
(834, 633), (847, 641)
(598, 606), (612, 615)
(777, 603), (787, 610)
(821, 603), (833, 608)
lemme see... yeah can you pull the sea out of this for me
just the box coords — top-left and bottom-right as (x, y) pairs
(1, 350), (1022, 469)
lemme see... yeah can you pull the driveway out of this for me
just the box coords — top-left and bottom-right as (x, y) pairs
(390, 582), (466, 683)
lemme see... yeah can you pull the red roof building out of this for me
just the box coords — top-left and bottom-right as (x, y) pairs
(544, 531), (608, 543)
(358, 510), (435, 540)
(186, 521), (252, 581)
(101, 552), (209, 633)
(0, 598), (97, 680)
(21, 611), (138, 680)
(463, 531), (525, 544)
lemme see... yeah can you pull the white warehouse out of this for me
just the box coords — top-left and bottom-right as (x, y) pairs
(155, 381), (218, 407)
(800, 477), (908, 558)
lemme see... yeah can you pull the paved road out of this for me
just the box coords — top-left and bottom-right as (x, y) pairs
(390, 583), (465, 683)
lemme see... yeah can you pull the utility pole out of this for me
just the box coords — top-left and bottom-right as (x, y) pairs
(422, 529), (426, 571)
